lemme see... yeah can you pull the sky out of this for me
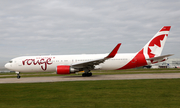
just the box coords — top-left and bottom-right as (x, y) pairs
(0, 0), (180, 68)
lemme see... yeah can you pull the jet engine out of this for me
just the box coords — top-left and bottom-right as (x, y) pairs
(56, 65), (79, 74)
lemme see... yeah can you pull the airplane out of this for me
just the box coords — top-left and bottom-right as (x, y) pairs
(5, 26), (173, 79)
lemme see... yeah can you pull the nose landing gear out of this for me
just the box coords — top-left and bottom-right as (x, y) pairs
(16, 72), (21, 79)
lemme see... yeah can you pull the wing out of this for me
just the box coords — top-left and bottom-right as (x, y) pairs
(71, 43), (121, 69)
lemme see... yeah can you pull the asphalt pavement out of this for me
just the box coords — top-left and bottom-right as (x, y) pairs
(1, 73), (180, 83)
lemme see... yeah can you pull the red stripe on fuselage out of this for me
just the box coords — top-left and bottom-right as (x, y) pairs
(117, 49), (147, 70)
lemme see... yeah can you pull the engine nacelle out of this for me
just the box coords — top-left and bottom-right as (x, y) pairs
(56, 65), (79, 74)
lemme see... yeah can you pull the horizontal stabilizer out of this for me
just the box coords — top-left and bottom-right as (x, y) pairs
(146, 54), (174, 61)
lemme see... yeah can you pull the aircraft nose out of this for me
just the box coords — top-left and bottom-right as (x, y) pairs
(5, 63), (10, 69)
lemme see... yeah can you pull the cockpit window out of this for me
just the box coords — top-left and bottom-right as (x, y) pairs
(9, 61), (13, 63)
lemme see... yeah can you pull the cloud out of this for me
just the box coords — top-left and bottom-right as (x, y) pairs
(0, 0), (180, 67)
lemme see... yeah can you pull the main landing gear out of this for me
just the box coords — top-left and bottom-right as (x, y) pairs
(82, 72), (92, 77)
(16, 72), (21, 79)
(82, 68), (92, 77)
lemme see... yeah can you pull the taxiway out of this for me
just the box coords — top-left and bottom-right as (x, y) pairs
(0, 73), (180, 84)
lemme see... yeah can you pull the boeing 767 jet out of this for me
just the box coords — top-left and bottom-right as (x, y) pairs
(5, 26), (173, 79)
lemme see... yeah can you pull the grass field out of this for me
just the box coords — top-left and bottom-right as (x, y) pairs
(0, 69), (180, 108)
(0, 79), (180, 108)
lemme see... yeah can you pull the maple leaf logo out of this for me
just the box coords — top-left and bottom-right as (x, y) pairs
(148, 40), (163, 57)
(147, 34), (166, 58)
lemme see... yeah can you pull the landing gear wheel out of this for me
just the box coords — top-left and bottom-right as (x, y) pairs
(88, 72), (92, 76)
(17, 75), (21, 79)
(82, 72), (92, 77)
(16, 72), (21, 79)
(82, 73), (86, 77)
(82, 67), (93, 77)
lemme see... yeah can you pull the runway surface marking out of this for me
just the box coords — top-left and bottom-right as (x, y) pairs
(1, 73), (180, 84)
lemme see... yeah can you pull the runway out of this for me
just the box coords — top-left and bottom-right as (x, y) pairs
(1, 73), (180, 84)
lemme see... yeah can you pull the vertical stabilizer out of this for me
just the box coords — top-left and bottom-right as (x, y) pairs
(118, 26), (171, 70)
(141, 26), (171, 59)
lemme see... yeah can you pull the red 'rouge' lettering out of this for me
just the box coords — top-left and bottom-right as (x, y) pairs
(22, 58), (53, 71)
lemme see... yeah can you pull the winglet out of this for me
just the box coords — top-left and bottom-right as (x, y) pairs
(105, 43), (121, 59)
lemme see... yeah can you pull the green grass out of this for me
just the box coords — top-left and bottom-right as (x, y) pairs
(0, 79), (180, 108)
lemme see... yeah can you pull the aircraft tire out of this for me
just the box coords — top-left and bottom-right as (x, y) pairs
(88, 73), (92, 76)
(82, 73), (92, 77)
(17, 75), (21, 79)
(82, 73), (86, 77)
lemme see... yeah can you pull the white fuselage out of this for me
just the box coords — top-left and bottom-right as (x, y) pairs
(5, 53), (137, 72)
